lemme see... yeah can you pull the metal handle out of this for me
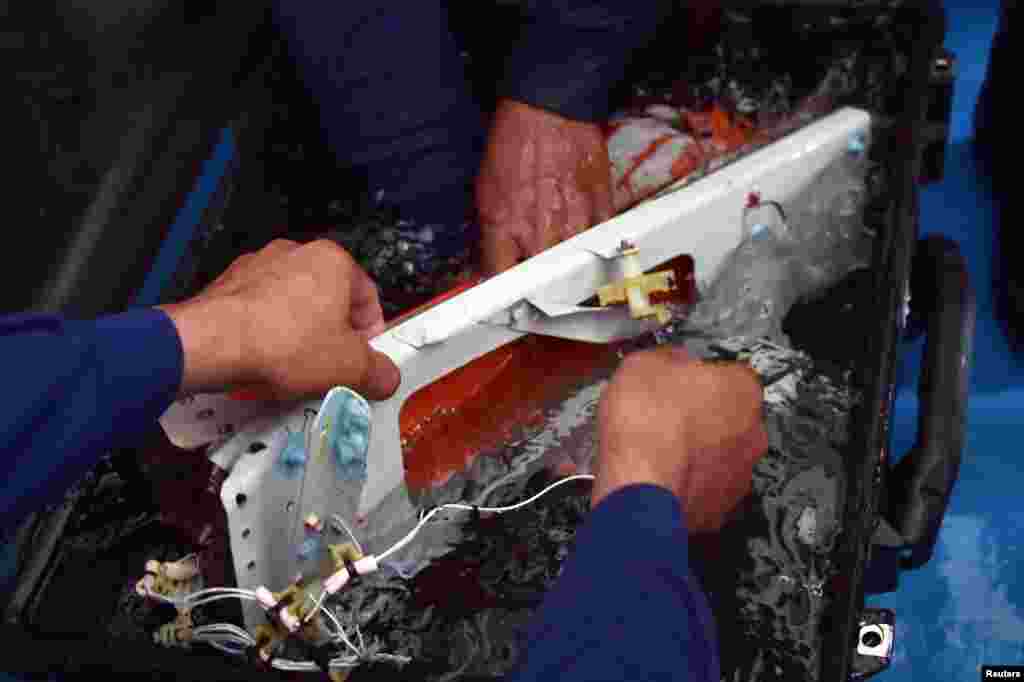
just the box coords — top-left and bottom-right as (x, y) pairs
(884, 235), (974, 570)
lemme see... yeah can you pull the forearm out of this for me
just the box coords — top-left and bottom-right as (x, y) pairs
(510, 484), (719, 682)
(0, 310), (184, 532)
(501, 0), (675, 123)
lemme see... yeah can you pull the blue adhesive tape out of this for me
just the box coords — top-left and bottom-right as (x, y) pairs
(322, 390), (371, 483)
(848, 132), (867, 155)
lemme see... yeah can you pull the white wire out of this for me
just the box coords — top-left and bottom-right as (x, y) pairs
(151, 587), (257, 607)
(441, 474), (595, 514)
(377, 474), (594, 562)
(308, 594), (361, 657)
(331, 514), (364, 555)
(354, 621), (365, 652)
(189, 592), (263, 610)
(196, 637), (249, 655)
(194, 623), (255, 643)
(147, 474), (593, 671)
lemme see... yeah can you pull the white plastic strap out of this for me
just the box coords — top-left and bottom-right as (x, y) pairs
(255, 586), (277, 610)
(354, 556), (379, 576)
(324, 568), (351, 595)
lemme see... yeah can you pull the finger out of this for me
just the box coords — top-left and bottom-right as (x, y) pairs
(351, 345), (401, 401)
(250, 238), (300, 267)
(592, 155), (616, 224)
(535, 178), (565, 253)
(562, 183), (591, 241)
(348, 265), (386, 334)
(480, 224), (526, 275)
(261, 238), (301, 255)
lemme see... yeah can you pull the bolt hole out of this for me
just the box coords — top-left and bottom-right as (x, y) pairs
(286, 501), (295, 513)
(236, 493), (247, 507)
(248, 442), (267, 454)
(242, 528), (251, 539)
(861, 630), (883, 648)
(247, 561), (256, 571)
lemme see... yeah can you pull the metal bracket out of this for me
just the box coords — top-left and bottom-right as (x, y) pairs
(482, 301), (661, 344)
(850, 608), (896, 680)
(857, 623), (894, 658)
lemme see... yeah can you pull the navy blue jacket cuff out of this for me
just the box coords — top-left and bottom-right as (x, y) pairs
(0, 309), (183, 532)
(500, 1), (673, 123)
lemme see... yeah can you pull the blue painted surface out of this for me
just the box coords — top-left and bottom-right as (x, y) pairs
(132, 126), (237, 308)
(870, 1), (1024, 678)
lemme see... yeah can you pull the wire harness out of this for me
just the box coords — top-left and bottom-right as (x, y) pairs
(138, 474), (595, 673)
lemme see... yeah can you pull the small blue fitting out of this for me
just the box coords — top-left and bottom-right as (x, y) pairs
(848, 133), (867, 155)
(276, 432), (307, 480)
(296, 537), (320, 562)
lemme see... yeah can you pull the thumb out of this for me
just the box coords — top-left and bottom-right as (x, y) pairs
(350, 345), (401, 401)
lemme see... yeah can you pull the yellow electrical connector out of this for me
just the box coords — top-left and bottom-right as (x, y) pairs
(328, 542), (363, 569)
(154, 608), (194, 648)
(596, 244), (675, 325)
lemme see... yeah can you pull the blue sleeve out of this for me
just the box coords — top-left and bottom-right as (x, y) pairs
(500, 1), (674, 123)
(510, 484), (720, 682)
(272, 1), (487, 231)
(0, 309), (184, 534)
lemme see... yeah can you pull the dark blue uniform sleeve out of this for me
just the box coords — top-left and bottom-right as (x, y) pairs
(500, 0), (675, 123)
(272, 1), (487, 233)
(510, 484), (720, 682)
(0, 309), (183, 534)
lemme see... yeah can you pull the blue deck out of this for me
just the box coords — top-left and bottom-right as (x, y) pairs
(868, 0), (1024, 677)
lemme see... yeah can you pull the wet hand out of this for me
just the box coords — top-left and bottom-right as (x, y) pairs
(159, 239), (400, 402)
(593, 346), (768, 533)
(475, 99), (614, 275)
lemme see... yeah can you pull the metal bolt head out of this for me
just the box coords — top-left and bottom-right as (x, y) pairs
(512, 304), (530, 323)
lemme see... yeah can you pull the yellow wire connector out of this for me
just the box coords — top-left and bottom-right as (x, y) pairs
(597, 243), (675, 325)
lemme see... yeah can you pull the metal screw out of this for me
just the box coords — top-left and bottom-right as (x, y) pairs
(512, 304), (531, 323)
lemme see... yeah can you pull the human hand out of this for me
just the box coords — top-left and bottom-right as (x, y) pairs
(475, 99), (614, 275)
(159, 239), (400, 402)
(593, 346), (768, 533)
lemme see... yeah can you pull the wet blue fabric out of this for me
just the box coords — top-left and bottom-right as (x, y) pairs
(510, 484), (719, 682)
(0, 309), (183, 534)
(499, 0), (675, 123)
